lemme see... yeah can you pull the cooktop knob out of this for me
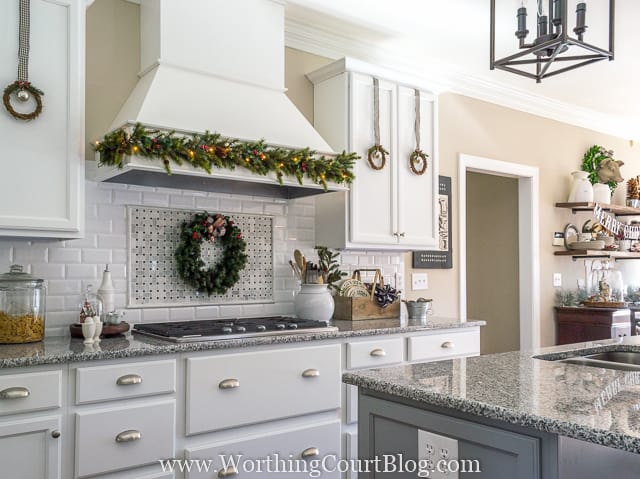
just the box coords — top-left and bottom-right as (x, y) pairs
(256, 325), (267, 332)
(222, 326), (233, 334)
(288, 323), (298, 329)
(276, 323), (286, 330)
(235, 326), (247, 333)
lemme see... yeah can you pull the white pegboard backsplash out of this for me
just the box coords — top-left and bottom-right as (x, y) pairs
(129, 207), (274, 306)
(0, 181), (405, 335)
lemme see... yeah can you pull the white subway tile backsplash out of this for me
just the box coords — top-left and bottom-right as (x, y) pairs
(97, 234), (127, 249)
(194, 196), (220, 210)
(66, 264), (98, 280)
(32, 264), (65, 280)
(82, 249), (112, 265)
(113, 190), (142, 205)
(6, 181), (403, 335)
(49, 248), (82, 264)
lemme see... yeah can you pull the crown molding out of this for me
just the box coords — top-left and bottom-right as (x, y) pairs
(285, 18), (639, 141)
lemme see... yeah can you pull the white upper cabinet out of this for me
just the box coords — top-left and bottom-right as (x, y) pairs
(309, 58), (438, 250)
(0, 0), (85, 238)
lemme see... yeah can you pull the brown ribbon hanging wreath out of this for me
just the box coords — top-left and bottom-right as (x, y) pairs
(3, 0), (44, 121)
(409, 89), (428, 176)
(367, 77), (388, 170)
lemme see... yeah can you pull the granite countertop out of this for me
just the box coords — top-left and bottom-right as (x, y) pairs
(0, 316), (484, 368)
(343, 338), (640, 454)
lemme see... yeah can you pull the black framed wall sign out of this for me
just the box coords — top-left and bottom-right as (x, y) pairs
(412, 175), (452, 269)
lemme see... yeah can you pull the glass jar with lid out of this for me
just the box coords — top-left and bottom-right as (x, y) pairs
(0, 265), (46, 343)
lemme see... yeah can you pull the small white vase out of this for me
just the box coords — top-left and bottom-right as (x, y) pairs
(568, 171), (593, 202)
(593, 183), (611, 204)
(294, 284), (335, 322)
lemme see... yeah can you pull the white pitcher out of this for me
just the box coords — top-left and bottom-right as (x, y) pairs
(568, 171), (594, 202)
(294, 284), (334, 322)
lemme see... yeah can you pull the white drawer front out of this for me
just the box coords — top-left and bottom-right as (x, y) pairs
(187, 345), (341, 435)
(346, 337), (404, 369)
(0, 370), (61, 415)
(407, 329), (480, 362)
(75, 359), (176, 405)
(75, 400), (175, 478)
(185, 420), (341, 478)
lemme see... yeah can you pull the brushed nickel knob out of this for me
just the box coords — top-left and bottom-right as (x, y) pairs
(51, 430), (61, 439)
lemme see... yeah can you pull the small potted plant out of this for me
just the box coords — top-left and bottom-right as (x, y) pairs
(581, 145), (624, 204)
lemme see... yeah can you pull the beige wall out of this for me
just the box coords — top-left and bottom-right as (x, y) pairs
(466, 172), (519, 354)
(403, 93), (637, 347)
(85, 0), (140, 159)
(285, 48), (331, 124)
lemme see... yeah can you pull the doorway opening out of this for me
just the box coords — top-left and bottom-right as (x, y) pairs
(458, 154), (540, 352)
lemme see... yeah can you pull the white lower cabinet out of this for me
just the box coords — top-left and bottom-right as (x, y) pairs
(0, 327), (480, 479)
(185, 420), (341, 478)
(186, 344), (341, 434)
(75, 400), (176, 478)
(0, 415), (62, 479)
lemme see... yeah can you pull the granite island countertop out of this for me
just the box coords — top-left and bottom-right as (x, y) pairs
(0, 316), (484, 368)
(343, 338), (640, 454)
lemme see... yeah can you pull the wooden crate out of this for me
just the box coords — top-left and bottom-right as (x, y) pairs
(333, 296), (400, 321)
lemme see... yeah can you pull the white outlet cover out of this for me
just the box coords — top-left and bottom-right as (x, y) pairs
(553, 273), (562, 287)
(418, 429), (459, 479)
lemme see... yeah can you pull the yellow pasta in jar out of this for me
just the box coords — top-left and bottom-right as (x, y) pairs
(0, 311), (44, 343)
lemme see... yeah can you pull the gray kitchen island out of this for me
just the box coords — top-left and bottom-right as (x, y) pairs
(343, 338), (640, 479)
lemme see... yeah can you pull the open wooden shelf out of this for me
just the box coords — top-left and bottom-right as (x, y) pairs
(556, 202), (640, 216)
(554, 249), (640, 260)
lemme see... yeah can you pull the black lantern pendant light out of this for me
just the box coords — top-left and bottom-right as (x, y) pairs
(490, 0), (615, 82)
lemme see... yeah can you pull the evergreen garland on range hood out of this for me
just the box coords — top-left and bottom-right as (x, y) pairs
(94, 124), (358, 191)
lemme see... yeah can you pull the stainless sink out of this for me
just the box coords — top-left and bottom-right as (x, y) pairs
(556, 351), (640, 371)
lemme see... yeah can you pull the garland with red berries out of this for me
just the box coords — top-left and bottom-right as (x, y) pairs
(94, 124), (358, 190)
(175, 212), (248, 295)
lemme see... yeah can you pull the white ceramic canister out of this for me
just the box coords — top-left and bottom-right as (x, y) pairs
(294, 284), (335, 322)
(568, 171), (594, 202)
(593, 183), (611, 204)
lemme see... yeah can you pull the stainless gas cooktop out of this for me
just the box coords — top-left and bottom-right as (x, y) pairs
(132, 317), (337, 342)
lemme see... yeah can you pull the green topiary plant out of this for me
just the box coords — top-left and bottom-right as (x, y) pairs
(581, 145), (618, 194)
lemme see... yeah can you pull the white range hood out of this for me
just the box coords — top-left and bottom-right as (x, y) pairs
(92, 0), (346, 198)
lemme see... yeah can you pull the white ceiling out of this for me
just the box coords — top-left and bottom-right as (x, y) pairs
(286, 0), (640, 139)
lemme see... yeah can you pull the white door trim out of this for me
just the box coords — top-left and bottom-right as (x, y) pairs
(458, 154), (540, 351)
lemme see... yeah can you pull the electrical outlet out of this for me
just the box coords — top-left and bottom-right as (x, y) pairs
(553, 273), (562, 287)
(412, 273), (428, 291)
(418, 429), (459, 479)
(395, 272), (404, 291)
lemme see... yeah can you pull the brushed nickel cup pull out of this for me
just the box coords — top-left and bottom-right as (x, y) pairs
(219, 379), (240, 390)
(115, 430), (142, 443)
(116, 374), (143, 386)
(0, 386), (30, 399)
(301, 447), (320, 459)
(370, 348), (387, 357)
(302, 369), (320, 378)
(51, 430), (61, 439)
(218, 466), (239, 477)
(441, 341), (454, 349)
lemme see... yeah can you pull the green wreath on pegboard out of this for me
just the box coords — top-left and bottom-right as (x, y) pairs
(175, 212), (248, 295)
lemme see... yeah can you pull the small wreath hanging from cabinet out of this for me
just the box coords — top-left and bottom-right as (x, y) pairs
(367, 77), (388, 171)
(409, 89), (428, 176)
(3, 0), (45, 121)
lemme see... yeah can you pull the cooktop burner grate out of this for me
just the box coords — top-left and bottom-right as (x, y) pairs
(133, 317), (337, 342)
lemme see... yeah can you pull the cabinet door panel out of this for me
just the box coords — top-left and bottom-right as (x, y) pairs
(0, 416), (61, 479)
(0, 0), (83, 237)
(349, 73), (397, 245)
(185, 421), (341, 478)
(397, 86), (438, 247)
